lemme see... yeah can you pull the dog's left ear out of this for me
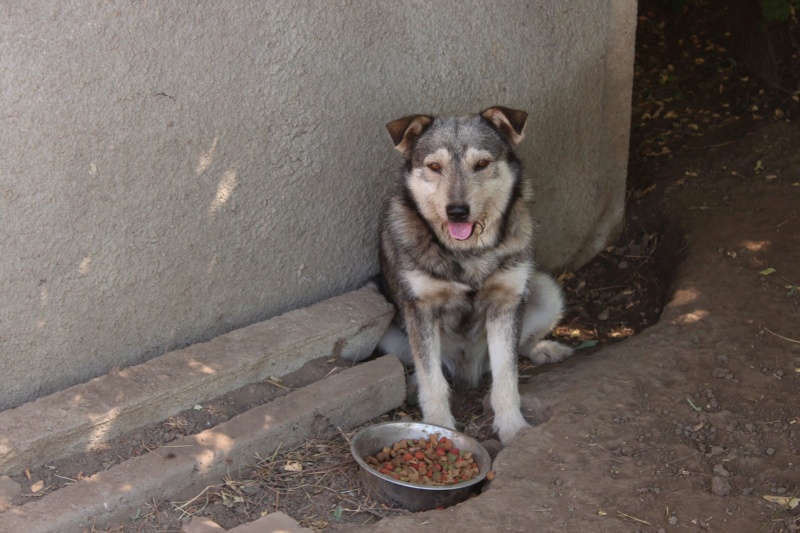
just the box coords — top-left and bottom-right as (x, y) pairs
(386, 114), (433, 156)
(481, 106), (528, 145)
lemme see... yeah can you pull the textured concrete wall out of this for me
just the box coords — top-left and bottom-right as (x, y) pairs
(0, 1), (636, 409)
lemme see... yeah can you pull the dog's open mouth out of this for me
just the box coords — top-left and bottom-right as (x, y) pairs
(447, 222), (475, 241)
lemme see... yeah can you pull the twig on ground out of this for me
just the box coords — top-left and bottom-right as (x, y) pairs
(763, 326), (800, 345)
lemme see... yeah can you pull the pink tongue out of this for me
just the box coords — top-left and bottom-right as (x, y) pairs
(448, 222), (474, 241)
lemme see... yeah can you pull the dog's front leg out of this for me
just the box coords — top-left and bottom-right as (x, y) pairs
(485, 263), (532, 445)
(404, 305), (456, 430)
(487, 305), (529, 445)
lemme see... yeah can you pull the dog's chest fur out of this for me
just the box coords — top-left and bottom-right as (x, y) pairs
(381, 197), (532, 340)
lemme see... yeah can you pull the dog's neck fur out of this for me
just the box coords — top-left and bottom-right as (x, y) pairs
(387, 181), (534, 289)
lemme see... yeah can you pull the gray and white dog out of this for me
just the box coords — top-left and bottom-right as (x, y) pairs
(363, 107), (573, 445)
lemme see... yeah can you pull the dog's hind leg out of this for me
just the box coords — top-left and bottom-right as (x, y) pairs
(519, 272), (574, 366)
(376, 322), (414, 366)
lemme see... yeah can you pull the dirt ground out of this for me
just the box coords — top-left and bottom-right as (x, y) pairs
(5, 3), (799, 532)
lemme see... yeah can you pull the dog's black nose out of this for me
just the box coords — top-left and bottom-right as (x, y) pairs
(446, 204), (470, 222)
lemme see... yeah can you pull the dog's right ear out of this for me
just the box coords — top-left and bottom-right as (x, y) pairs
(386, 114), (433, 156)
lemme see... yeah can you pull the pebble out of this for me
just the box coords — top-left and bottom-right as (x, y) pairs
(597, 309), (610, 321)
(668, 516), (678, 525)
(480, 439), (503, 460)
(766, 447), (776, 456)
(711, 367), (728, 378)
(713, 464), (730, 477)
(712, 476), (731, 497)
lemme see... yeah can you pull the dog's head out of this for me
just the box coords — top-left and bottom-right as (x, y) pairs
(386, 107), (528, 251)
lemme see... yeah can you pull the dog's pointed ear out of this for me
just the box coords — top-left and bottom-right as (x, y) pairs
(481, 106), (528, 145)
(386, 114), (433, 156)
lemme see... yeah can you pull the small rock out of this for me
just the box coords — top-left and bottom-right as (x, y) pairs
(480, 439), (503, 460)
(766, 447), (776, 456)
(711, 368), (728, 378)
(0, 475), (21, 513)
(709, 446), (725, 456)
(668, 515), (678, 526)
(597, 309), (610, 321)
(618, 260), (629, 269)
(713, 464), (730, 477)
(712, 476), (731, 497)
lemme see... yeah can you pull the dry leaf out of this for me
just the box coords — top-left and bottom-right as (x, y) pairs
(284, 460), (303, 472)
(762, 495), (799, 509)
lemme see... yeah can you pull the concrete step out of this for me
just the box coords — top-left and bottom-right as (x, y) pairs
(0, 287), (394, 476)
(183, 511), (313, 533)
(0, 355), (405, 533)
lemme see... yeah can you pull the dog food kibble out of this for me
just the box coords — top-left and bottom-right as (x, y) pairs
(364, 434), (481, 486)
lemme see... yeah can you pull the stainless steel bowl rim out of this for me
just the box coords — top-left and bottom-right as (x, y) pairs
(350, 421), (492, 491)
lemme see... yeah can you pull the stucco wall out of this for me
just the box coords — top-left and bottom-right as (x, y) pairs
(0, 1), (636, 409)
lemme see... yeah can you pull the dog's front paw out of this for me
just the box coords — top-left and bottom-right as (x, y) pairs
(494, 411), (530, 446)
(423, 412), (457, 431)
(527, 340), (574, 366)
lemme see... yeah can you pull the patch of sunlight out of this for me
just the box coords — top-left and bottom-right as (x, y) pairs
(671, 288), (700, 306)
(206, 253), (218, 275)
(37, 283), (48, 329)
(87, 407), (119, 448)
(195, 136), (218, 175)
(209, 169), (237, 214)
(78, 255), (92, 275)
(608, 326), (635, 339)
(188, 360), (217, 375)
(672, 309), (709, 325)
(740, 239), (771, 252)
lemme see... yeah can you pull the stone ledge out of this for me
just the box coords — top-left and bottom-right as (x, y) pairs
(0, 355), (405, 533)
(183, 512), (313, 533)
(0, 287), (394, 476)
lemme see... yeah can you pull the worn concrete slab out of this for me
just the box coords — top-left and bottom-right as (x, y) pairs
(228, 511), (314, 533)
(0, 355), (405, 533)
(0, 287), (393, 477)
(183, 517), (225, 533)
(0, 476), (21, 514)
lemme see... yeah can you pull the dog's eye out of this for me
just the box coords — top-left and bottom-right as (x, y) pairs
(427, 162), (442, 172)
(475, 159), (490, 170)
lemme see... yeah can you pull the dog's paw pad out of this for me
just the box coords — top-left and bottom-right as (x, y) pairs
(527, 340), (574, 366)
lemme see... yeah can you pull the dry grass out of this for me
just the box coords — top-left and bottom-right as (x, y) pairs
(169, 425), (411, 531)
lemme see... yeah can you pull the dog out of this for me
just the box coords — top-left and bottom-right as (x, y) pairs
(355, 106), (573, 445)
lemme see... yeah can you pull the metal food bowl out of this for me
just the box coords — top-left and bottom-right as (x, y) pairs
(350, 421), (492, 512)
